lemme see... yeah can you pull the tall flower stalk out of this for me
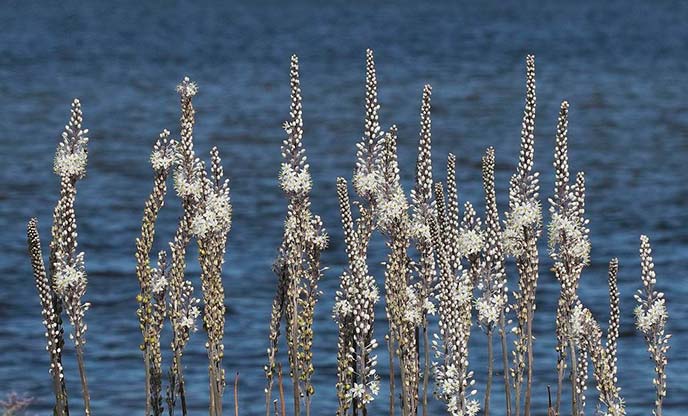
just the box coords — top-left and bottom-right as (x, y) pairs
(266, 54), (327, 416)
(503, 55), (541, 416)
(136, 130), (175, 416)
(192, 146), (233, 416)
(430, 181), (479, 416)
(28, 98), (91, 416)
(635, 235), (670, 416)
(27, 218), (69, 416)
(478, 147), (509, 416)
(334, 178), (380, 415)
(409, 84), (435, 416)
(167, 77), (203, 416)
(547, 101), (592, 414)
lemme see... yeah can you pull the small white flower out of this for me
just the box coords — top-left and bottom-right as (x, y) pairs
(151, 271), (167, 295)
(54, 253), (86, 296)
(150, 135), (175, 171)
(635, 299), (667, 334)
(176, 76), (198, 97)
(333, 300), (353, 319)
(54, 142), (88, 178)
(191, 189), (232, 239)
(349, 383), (365, 399)
(352, 170), (380, 198)
(457, 229), (485, 256)
(279, 164), (312, 195)
(173, 166), (203, 198)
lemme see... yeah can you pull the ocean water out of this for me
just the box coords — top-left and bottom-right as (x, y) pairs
(1, 1), (687, 414)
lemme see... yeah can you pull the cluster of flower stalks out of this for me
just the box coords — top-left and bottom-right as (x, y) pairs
(28, 51), (671, 416)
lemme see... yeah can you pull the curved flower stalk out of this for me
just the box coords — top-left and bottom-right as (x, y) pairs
(503, 55), (541, 416)
(136, 130), (174, 416)
(266, 55), (328, 416)
(167, 76), (203, 416)
(547, 101), (592, 413)
(193, 147), (232, 416)
(478, 147), (510, 416)
(566, 300), (625, 416)
(334, 178), (380, 415)
(635, 235), (670, 416)
(27, 219), (69, 416)
(430, 182), (479, 416)
(409, 84), (436, 416)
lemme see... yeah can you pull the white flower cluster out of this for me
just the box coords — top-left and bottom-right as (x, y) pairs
(457, 229), (485, 257)
(475, 293), (503, 325)
(279, 163), (312, 195)
(191, 189), (233, 239)
(569, 303), (592, 345)
(352, 170), (381, 198)
(333, 299), (353, 320)
(634, 298), (667, 334)
(434, 363), (479, 416)
(173, 163), (203, 198)
(548, 212), (590, 262)
(150, 269), (168, 295)
(403, 285), (425, 325)
(376, 189), (408, 230)
(502, 200), (542, 256)
(179, 304), (200, 332)
(176, 76), (198, 97)
(54, 253), (86, 295)
(410, 215), (432, 241)
(348, 379), (380, 405)
(54, 137), (88, 178)
(150, 132), (175, 172)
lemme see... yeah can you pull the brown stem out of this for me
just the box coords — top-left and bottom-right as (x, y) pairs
(145, 350), (152, 415)
(485, 327), (494, 416)
(388, 335), (395, 416)
(525, 307), (534, 416)
(499, 314), (512, 416)
(556, 348), (565, 413)
(290, 295), (301, 416)
(278, 364), (286, 416)
(421, 322), (430, 416)
(569, 341), (578, 416)
(75, 343), (91, 416)
(234, 372), (240, 416)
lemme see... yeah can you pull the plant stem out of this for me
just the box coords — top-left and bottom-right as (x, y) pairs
(421, 322), (430, 416)
(556, 347), (565, 413)
(499, 314), (512, 416)
(388, 335), (395, 416)
(145, 350), (152, 416)
(525, 307), (534, 416)
(569, 341), (578, 416)
(234, 372), (239, 416)
(75, 344), (91, 416)
(485, 327), (494, 416)
(278, 364), (286, 416)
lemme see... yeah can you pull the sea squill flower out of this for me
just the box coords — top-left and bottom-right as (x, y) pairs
(635, 235), (670, 416)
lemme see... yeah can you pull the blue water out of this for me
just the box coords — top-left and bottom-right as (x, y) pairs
(1, 1), (687, 414)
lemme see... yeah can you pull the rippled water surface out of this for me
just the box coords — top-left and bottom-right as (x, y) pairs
(1, 1), (687, 414)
